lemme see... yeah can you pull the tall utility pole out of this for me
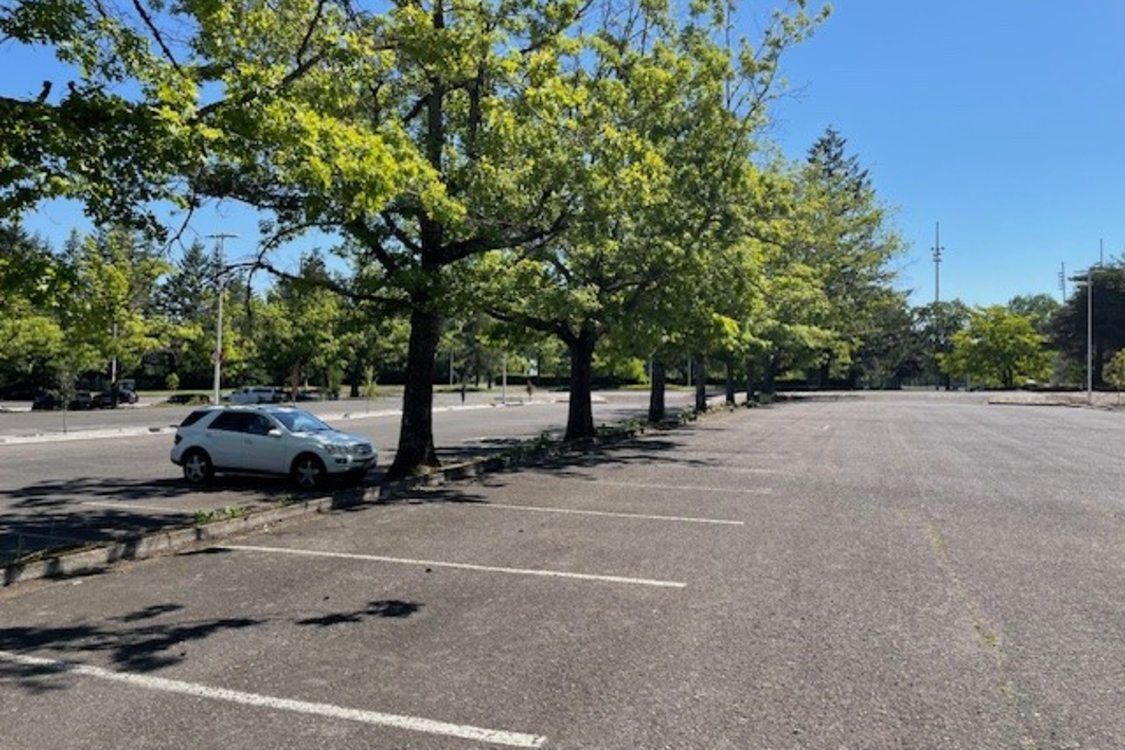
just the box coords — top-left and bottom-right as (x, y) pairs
(931, 222), (944, 390)
(932, 222), (943, 304)
(1058, 262), (1066, 302)
(206, 233), (238, 406)
(1086, 267), (1093, 405)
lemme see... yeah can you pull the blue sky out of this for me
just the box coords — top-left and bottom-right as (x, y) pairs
(765, 0), (1125, 305)
(6, 0), (1124, 306)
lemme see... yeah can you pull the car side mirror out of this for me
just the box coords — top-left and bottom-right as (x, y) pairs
(268, 428), (283, 438)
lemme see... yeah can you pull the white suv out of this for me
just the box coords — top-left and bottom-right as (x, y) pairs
(170, 405), (376, 488)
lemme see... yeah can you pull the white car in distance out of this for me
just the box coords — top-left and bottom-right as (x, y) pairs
(171, 405), (376, 488)
(228, 386), (282, 404)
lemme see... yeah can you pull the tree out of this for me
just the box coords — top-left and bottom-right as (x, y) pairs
(483, 1), (826, 436)
(849, 292), (924, 389)
(914, 299), (971, 388)
(259, 253), (346, 398)
(1105, 349), (1125, 404)
(1008, 293), (1060, 335)
(794, 127), (903, 385)
(940, 306), (1052, 389)
(0, 225), (69, 386)
(1051, 265), (1125, 387)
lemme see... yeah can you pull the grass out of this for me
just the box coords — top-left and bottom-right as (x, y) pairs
(193, 505), (250, 525)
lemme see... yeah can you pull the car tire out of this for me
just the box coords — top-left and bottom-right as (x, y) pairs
(182, 449), (214, 484)
(291, 454), (326, 489)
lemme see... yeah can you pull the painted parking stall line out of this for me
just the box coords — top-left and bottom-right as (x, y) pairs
(470, 502), (745, 526)
(222, 544), (687, 589)
(0, 650), (546, 748)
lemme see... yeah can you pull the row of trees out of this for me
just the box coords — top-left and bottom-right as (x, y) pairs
(11, 1), (1112, 476)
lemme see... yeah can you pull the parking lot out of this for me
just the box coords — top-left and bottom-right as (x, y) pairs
(2, 394), (1124, 748)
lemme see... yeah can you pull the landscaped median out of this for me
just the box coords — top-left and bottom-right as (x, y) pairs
(1, 403), (736, 587)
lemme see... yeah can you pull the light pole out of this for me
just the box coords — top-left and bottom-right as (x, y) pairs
(1086, 268), (1093, 405)
(206, 233), (238, 405)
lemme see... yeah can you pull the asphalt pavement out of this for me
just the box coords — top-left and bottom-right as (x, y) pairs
(1, 392), (1123, 748)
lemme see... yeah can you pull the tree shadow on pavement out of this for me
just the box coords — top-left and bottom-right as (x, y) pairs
(0, 596), (425, 694)
(0, 607), (263, 692)
(296, 599), (422, 627)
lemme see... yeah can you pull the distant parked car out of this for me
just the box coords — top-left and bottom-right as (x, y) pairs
(68, 390), (95, 410)
(95, 386), (139, 408)
(31, 389), (61, 410)
(170, 405), (377, 488)
(228, 386), (282, 404)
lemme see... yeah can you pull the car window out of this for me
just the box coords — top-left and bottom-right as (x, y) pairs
(179, 410), (212, 428)
(273, 410), (332, 432)
(209, 412), (252, 432)
(247, 414), (276, 436)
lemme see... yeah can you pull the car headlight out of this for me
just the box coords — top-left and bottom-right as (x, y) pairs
(324, 443), (348, 456)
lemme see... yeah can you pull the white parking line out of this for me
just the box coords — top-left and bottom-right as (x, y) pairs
(0, 650), (544, 748)
(553, 479), (773, 495)
(82, 501), (187, 513)
(472, 503), (744, 526)
(222, 544), (686, 589)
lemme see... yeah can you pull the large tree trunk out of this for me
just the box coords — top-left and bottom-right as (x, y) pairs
(348, 363), (361, 398)
(724, 357), (736, 405)
(693, 353), (707, 412)
(388, 306), (442, 478)
(744, 358), (755, 406)
(648, 358), (666, 423)
(763, 357), (778, 395)
(564, 328), (597, 441)
(818, 356), (831, 389)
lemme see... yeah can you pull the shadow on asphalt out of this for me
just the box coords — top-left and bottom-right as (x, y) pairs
(296, 599), (423, 626)
(0, 597), (423, 693)
(0, 473), (368, 568)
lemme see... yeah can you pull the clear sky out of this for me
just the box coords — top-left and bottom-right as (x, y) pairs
(6, 0), (1125, 306)
(765, 0), (1125, 306)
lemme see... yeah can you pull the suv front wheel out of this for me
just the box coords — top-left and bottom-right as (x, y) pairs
(182, 449), (214, 484)
(291, 454), (326, 489)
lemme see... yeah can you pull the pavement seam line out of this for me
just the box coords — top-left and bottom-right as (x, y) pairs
(222, 544), (688, 588)
(469, 502), (745, 525)
(0, 650), (546, 748)
(553, 479), (774, 495)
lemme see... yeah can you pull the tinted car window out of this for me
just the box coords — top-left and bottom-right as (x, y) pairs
(209, 412), (252, 432)
(247, 414), (276, 436)
(180, 410), (213, 428)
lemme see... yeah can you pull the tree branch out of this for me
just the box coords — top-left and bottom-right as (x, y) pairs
(131, 0), (182, 73)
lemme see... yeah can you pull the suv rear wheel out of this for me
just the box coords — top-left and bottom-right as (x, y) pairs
(182, 449), (214, 484)
(291, 454), (326, 489)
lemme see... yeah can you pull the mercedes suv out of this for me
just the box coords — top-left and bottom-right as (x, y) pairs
(170, 405), (377, 488)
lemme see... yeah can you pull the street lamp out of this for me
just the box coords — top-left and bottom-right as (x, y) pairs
(206, 233), (238, 406)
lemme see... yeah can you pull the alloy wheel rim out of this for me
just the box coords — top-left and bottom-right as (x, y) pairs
(297, 461), (320, 487)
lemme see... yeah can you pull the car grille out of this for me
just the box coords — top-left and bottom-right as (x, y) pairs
(355, 442), (373, 455)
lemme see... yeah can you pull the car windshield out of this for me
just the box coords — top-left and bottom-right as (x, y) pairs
(273, 410), (333, 433)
